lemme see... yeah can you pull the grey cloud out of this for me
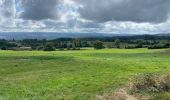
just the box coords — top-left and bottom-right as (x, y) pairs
(21, 0), (59, 20)
(43, 20), (66, 28)
(75, 0), (170, 23)
(76, 20), (102, 29)
(0, 0), (15, 18)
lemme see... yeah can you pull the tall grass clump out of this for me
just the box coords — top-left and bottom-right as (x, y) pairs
(97, 73), (170, 100)
(129, 73), (170, 93)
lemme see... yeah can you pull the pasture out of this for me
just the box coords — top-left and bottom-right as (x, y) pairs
(0, 48), (170, 100)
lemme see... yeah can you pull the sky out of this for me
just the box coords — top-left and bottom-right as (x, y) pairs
(0, 0), (170, 34)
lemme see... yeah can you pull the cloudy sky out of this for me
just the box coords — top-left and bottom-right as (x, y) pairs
(0, 0), (170, 34)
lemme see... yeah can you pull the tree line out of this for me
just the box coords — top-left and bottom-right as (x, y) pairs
(0, 35), (170, 51)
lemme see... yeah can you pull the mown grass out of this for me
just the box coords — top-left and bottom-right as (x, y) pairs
(0, 48), (170, 100)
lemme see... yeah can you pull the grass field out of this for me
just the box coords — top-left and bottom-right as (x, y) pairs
(0, 48), (170, 100)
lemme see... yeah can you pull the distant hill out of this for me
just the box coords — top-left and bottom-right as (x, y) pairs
(0, 32), (170, 40)
(0, 32), (129, 40)
(155, 33), (170, 36)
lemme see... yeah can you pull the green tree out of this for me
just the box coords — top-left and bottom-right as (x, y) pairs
(44, 44), (55, 51)
(93, 41), (105, 49)
(115, 39), (120, 48)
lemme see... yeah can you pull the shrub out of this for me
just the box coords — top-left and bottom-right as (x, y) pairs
(44, 44), (55, 51)
(1, 46), (7, 50)
(67, 47), (71, 50)
(59, 48), (64, 51)
(93, 41), (105, 49)
(37, 46), (44, 50)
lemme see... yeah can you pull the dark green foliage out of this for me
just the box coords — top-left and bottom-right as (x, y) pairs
(165, 43), (170, 47)
(0, 35), (170, 50)
(135, 39), (143, 48)
(114, 39), (120, 48)
(37, 46), (44, 50)
(93, 41), (105, 49)
(1, 46), (7, 50)
(43, 44), (56, 51)
(148, 44), (169, 49)
(0, 39), (17, 49)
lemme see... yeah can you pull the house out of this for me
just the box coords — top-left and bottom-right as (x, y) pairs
(19, 47), (32, 51)
(8, 47), (32, 51)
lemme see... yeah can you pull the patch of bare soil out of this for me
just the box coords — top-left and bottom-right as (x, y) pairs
(96, 89), (138, 100)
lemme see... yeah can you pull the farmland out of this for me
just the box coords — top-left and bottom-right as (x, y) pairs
(0, 48), (170, 100)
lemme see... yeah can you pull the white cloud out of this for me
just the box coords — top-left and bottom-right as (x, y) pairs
(0, 0), (170, 34)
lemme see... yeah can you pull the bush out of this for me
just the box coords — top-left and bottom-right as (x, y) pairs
(37, 46), (44, 50)
(72, 48), (80, 50)
(44, 44), (55, 51)
(1, 46), (7, 50)
(94, 41), (105, 49)
(59, 48), (64, 51)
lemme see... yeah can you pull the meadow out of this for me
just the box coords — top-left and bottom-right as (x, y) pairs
(0, 48), (170, 100)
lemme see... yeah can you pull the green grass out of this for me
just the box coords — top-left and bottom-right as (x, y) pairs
(0, 48), (170, 100)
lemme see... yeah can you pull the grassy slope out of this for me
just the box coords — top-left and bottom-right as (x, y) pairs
(0, 48), (170, 100)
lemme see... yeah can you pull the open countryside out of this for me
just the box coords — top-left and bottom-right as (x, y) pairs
(0, 48), (170, 99)
(1, 0), (170, 100)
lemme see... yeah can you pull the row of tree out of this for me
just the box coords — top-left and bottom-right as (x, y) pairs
(0, 35), (170, 51)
